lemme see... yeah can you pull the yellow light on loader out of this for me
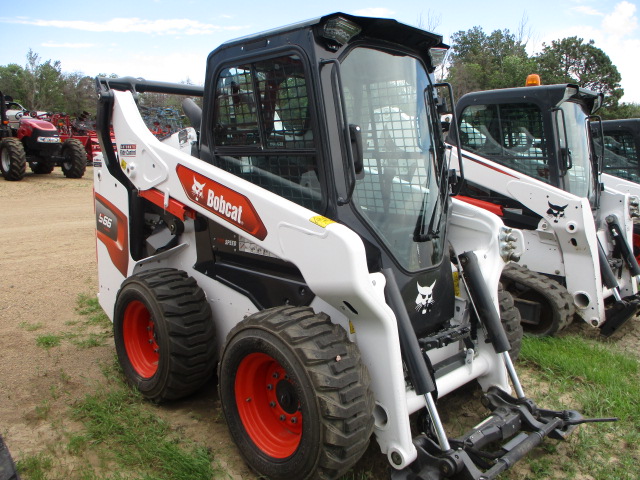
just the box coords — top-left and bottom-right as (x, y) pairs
(525, 74), (541, 86)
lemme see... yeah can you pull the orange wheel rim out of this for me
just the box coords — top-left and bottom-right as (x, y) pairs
(235, 352), (302, 458)
(123, 300), (159, 378)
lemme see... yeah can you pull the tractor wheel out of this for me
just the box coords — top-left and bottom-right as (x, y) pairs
(0, 137), (26, 181)
(113, 268), (216, 402)
(218, 306), (374, 480)
(30, 157), (55, 174)
(501, 263), (575, 337)
(60, 138), (87, 178)
(0, 435), (19, 480)
(498, 283), (523, 361)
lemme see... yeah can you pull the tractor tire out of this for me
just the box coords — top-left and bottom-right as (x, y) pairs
(113, 268), (216, 402)
(30, 157), (54, 174)
(501, 263), (575, 337)
(218, 306), (375, 480)
(498, 283), (523, 361)
(60, 138), (86, 178)
(0, 435), (19, 480)
(0, 138), (26, 181)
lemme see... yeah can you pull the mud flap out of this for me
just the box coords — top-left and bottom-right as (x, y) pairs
(391, 387), (613, 480)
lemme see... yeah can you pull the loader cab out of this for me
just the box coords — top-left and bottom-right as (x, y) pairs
(197, 13), (455, 334)
(596, 118), (640, 182)
(455, 85), (602, 206)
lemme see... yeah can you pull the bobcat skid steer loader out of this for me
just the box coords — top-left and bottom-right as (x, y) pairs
(450, 82), (640, 337)
(94, 13), (605, 480)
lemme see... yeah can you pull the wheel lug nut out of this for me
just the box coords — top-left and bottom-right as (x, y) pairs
(148, 339), (154, 344)
(269, 401), (276, 408)
(291, 417), (297, 424)
(266, 384), (273, 390)
(279, 415), (286, 421)
(272, 372), (279, 379)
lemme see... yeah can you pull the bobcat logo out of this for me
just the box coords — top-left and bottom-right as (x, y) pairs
(546, 201), (568, 223)
(191, 176), (206, 200)
(415, 280), (436, 314)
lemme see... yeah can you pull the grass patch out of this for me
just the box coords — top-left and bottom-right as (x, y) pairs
(70, 360), (223, 480)
(36, 334), (62, 349)
(521, 335), (639, 422)
(19, 321), (44, 331)
(16, 452), (54, 480)
(76, 293), (111, 327)
(517, 334), (640, 480)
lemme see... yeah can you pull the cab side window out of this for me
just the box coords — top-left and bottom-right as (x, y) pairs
(460, 103), (551, 184)
(601, 129), (639, 182)
(212, 55), (321, 211)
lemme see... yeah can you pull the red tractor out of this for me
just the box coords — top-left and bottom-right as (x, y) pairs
(0, 93), (86, 181)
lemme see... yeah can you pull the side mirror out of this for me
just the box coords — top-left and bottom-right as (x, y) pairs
(349, 124), (363, 175)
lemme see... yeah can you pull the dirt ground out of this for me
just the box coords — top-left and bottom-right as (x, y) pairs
(1, 168), (638, 480)
(0, 169), (254, 479)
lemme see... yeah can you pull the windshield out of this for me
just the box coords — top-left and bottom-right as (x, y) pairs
(557, 102), (596, 203)
(340, 47), (446, 272)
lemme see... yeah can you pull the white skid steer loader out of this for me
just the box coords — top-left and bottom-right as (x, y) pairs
(450, 83), (640, 337)
(93, 13), (611, 480)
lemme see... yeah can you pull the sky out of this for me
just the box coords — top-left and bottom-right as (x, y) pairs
(1, 0), (639, 103)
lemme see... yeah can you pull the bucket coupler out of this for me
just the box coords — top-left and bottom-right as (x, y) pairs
(392, 387), (616, 480)
(601, 299), (640, 337)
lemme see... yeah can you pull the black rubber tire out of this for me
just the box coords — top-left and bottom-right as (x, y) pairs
(30, 157), (54, 174)
(113, 268), (216, 402)
(218, 306), (375, 480)
(0, 138), (26, 181)
(498, 283), (524, 361)
(501, 263), (575, 337)
(0, 435), (19, 480)
(60, 138), (86, 178)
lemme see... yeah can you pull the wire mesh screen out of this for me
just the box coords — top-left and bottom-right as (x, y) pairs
(347, 80), (434, 217)
(216, 154), (320, 210)
(460, 103), (551, 183)
(214, 56), (314, 149)
(212, 55), (320, 211)
(214, 65), (259, 146)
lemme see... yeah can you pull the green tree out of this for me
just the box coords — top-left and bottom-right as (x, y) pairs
(61, 73), (97, 115)
(535, 37), (623, 107)
(0, 64), (27, 101)
(446, 26), (537, 97)
(600, 102), (640, 120)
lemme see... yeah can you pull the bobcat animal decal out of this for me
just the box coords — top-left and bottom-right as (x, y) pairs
(416, 280), (436, 314)
(191, 176), (206, 200)
(546, 201), (568, 223)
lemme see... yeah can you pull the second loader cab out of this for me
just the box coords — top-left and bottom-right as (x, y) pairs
(452, 78), (640, 336)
